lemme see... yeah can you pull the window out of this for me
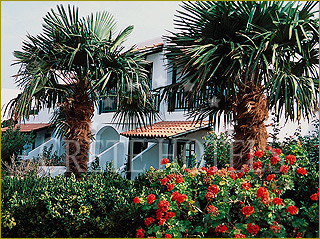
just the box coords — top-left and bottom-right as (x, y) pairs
(29, 107), (39, 115)
(133, 140), (148, 157)
(146, 63), (153, 89)
(98, 88), (117, 114)
(176, 140), (196, 167)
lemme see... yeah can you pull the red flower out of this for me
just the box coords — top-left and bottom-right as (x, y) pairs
(158, 218), (166, 226)
(296, 232), (302, 238)
(247, 223), (259, 235)
(144, 217), (155, 227)
(184, 168), (190, 172)
(253, 161), (263, 170)
(280, 165), (289, 173)
(134, 197), (140, 204)
(158, 200), (170, 212)
(234, 233), (246, 238)
(270, 156), (280, 165)
(270, 221), (281, 233)
(286, 205), (298, 215)
(167, 183), (174, 191)
(136, 228), (145, 238)
(207, 166), (218, 175)
(175, 175), (184, 184)
(166, 174), (175, 180)
(297, 167), (307, 175)
(255, 150), (264, 158)
(208, 185), (220, 194)
(164, 234), (172, 238)
(229, 172), (237, 180)
(272, 148), (282, 155)
(266, 174), (276, 181)
(237, 172), (244, 178)
(171, 191), (181, 201)
(160, 158), (170, 165)
(273, 197), (284, 206)
(286, 155), (297, 165)
(215, 224), (227, 233)
(207, 205), (219, 216)
(164, 211), (175, 219)
(241, 182), (252, 190)
(177, 194), (187, 204)
(310, 192), (319, 201)
(147, 194), (156, 204)
(206, 191), (215, 200)
(160, 177), (169, 185)
(156, 209), (163, 219)
(256, 187), (270, 204)
(266, 146), (272, 151)
(241, 206), (255, 217)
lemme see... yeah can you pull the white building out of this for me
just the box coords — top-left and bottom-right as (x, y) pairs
(2, 40), (216, 179)
(2, 39), (317, 179)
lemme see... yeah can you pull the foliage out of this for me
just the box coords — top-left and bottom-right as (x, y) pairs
(165, 1), (319, 124)
(1, 119), (18, 128)
(270, 120), (319, 233)
(133, 149), (318, 238)
(1, 126), (34, 164)
(1, 167), (144, 238)
(1, 158), (42, 178)
(2, 140), (318, 237)
(6, 4), (158, 176)
(7, 4), (157, 128)
(33, 145), (65, 166)
(203, 131), (231, 168)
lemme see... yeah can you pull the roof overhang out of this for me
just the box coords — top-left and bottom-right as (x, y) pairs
(120, 121), (210, 140)
(1, 123), (51, 133)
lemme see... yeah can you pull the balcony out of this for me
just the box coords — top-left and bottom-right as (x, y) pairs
(98, 92), (160, 114)
(168, 88), (215, 111)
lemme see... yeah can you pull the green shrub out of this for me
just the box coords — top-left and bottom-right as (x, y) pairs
(33, 145), (65, 166)
(203, 131), (231, 168)
(1, 126), (34, 164)
(1, 167), (145, 237)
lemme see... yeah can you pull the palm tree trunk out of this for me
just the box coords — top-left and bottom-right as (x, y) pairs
(232, 84), (269, 169)
(62, 90), (94, 179)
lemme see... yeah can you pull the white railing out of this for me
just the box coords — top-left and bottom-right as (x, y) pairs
(26, 138), (63, 160)
(131, 143), (159, 180)
(96, 142), (125, 170)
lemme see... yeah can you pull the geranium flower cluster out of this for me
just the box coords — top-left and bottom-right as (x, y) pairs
(206, 184), (219, 200)
(132, 150), (312, 238)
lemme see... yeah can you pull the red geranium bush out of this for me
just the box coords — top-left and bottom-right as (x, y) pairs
(132, 148), (316, 238)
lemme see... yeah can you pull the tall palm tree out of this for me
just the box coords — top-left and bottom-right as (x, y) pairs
(165, 1), (319, 168)
(6, 5), (158, 178)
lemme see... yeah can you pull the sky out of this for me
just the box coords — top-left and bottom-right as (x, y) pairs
(1, 1), (181, 110)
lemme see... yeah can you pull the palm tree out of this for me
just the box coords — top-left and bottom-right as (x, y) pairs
(6, 5), (158, 178)
(165, 1), (318, 168)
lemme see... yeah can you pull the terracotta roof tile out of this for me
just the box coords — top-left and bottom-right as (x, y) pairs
(1, 123), (51, 132)
(120, 121), (209, 138)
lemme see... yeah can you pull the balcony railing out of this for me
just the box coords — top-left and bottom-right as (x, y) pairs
(168, 88), (215, 111)
(98, 92), (160, 114)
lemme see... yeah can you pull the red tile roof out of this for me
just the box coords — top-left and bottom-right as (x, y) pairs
(1, 123), (51, 132)
(120, 121), (209, 138)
